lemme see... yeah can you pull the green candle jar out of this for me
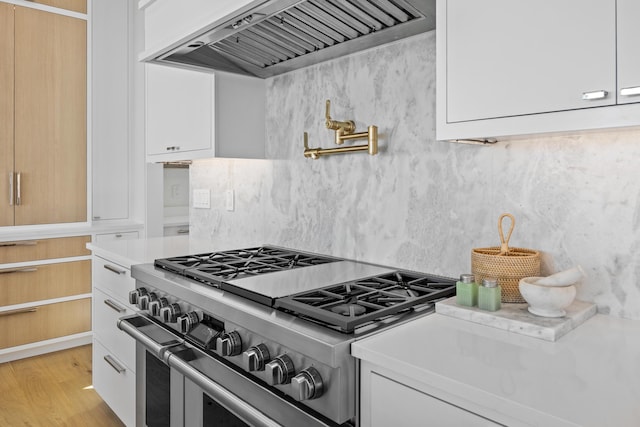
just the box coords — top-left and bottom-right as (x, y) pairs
(478, 277), (501, 311)
(456, 274), (478, 307)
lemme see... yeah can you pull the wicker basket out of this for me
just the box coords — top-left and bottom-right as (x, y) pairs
(471, 213), (540, 303)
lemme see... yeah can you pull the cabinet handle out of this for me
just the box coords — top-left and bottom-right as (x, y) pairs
(620, 86), (640, 97)
(103, 355), (126, 374)
(165, 146), (181, 151)
(0, 240), (38, 247)
(0, 267), (38, 274)
(0, 307), (38, 317)
(104, 299), (126, 313)
(177, 229), (190, 234)
(582, 90), (608, 100)
(16, 172), (21, 205)
(103, 264), (126, 275)
(8, 172), (13, 206)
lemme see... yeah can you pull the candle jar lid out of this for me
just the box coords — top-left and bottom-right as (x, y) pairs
(482, 278), (499, 288)
(459, 274), (475, 284)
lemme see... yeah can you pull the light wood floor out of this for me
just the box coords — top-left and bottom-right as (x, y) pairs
(0, 344), (124, 426)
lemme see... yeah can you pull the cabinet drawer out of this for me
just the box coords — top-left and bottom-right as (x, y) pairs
(93, 339), (135, 427)
(93, 256), (135, 304)
(94, 231), (139, 243)
(93, 287), (136, 370)
(28, 0), (87, 14)
(0, 235), (91, 263)
(0, 260), (90, 306)
(0, 298), (91, 349)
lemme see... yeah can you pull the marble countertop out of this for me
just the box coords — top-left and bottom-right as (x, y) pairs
(352, 313), (640, 427)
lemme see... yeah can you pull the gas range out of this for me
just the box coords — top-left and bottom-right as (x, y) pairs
(121, 245), (455, 426)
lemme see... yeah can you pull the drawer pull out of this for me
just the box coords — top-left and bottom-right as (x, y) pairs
(177, 229), (190, 234)
(103, 355), (126, 374)
(620, 86), (640, 97)
(8, 172), (13, 206)
(16, 172), (21, 206)
(0, 240), (38, 247)
(103, 264), (126, 275)
(104, 299), (126, 313)
(582, 90), (608, 100)
(0, 267), (38, 274)
(0, 307), (38, 317)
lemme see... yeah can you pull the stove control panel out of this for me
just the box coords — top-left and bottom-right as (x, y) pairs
(137, 292), (157, 310)
(243, 343), (270, 372)
(160, 303), (182, 323)
(177, 311), (200, 333)
(128, 287), (148, 305)
(291, 367), (324, 401)
(149, 297), (169, 316)
(216, 331), (242, 357)
(265, 354), (295, 385)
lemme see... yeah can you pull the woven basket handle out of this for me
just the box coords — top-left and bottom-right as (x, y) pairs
(498, 213), (515, 255)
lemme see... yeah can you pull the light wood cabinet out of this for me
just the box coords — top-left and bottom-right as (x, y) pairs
(0, 235), (90, 264)
(436, 0), (640, 141)
(28, 0), (87, 14)
(1, 2), (87, 226)
(145, 63), (265, 162)
(0, 298), (91, 349)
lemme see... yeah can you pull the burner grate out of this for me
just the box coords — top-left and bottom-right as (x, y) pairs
(274, 271), (456, 333)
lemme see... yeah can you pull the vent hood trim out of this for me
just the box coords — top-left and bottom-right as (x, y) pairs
(141, 0), (435, 78)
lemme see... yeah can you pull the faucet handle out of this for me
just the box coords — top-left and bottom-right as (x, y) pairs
(324, 100), (355, 134)
(303, 132), (319, 159)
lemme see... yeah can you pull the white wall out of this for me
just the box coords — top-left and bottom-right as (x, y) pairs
(190, 32), (640, 320)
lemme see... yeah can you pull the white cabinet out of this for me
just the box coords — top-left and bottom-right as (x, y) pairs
(140, 0), (256, 54)
(360, 361), (503, 427)
(92, 0), (130, 221)
(436, 0), (640, 141)
(145, 63), (265, 162)
(91, 253), (137, 426)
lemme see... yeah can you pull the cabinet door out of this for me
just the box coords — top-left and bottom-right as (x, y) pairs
(0, 3), (13, 227)
(146, 64), (213, 160)
(445, 0), (616, 123)
(14, 6), (87, 225)
(28, 0), (87, 14)
(91, 0), (129, 220)
(617, 0), (640, 105)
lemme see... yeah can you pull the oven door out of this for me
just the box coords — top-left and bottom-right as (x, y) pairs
(119, 314), (339, 427)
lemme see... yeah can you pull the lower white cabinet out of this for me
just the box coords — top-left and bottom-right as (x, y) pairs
(92, 253), (137, 426)
(94, 231), (140, 243)
(360, 361), (502, 427)
(93, 339), (136, 427)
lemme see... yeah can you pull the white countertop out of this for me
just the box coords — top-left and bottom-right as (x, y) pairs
(352, 313), (640, 427)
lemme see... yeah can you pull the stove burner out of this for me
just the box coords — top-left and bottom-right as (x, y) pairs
(155, 246), (338, 286)
(331, 303), (367, 316)
(275, 271), (456, 333)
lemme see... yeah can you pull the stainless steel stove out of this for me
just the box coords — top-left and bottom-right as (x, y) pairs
(119, 246), (455, 427)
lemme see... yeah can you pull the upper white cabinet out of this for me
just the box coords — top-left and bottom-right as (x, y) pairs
(92, 0), (130, 220)
(145, 63), (265, 162)
(140, 0), (257, 54)
(436, 0), (640, 141)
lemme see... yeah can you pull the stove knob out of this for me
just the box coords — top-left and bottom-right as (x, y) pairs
(291, 367), (324, 401)
(128, 287), (148, 305)
(149, 297), (169, 317)
(242, 344), (270, 372)
(177, 312), (200, 333)
(216, 331), (242, 357)
(137, 292), (157, 311)
(265, 354), (295, 385)
(159, 303), (181, 323)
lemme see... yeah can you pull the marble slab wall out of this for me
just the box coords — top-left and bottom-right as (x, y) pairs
(191, 31), (640, 320)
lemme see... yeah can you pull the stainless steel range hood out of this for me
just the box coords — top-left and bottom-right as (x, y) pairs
(143, 0), (435, 78)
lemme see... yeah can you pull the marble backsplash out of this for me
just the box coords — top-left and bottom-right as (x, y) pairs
(191, 31), (640, 320)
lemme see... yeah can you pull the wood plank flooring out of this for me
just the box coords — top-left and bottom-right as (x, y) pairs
(0, 344), (124, 426)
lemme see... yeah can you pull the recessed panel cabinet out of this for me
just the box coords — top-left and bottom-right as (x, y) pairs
(1, 2), (87, 226)
(436, 0), (640, 140)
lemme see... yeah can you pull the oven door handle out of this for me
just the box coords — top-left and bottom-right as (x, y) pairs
(167, 352), (281, 427)
(117, 314), (182, 361)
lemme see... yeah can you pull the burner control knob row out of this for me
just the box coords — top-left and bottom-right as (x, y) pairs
(216, 331), (242, 357)
(291, 367), (324, 401)
(177, 312), (200, 333)
(128, 287), (148, 305)
(137, 292), (157, 311)
(265, 354), (295, 386)
(159, 303), (181, 323)
(149, 297), (169, 317)
(243, 344), (270, 372)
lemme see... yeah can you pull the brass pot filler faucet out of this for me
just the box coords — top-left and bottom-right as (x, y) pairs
(303, 100), (378, 159)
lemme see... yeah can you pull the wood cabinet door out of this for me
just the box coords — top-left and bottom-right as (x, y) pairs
(0, 3), (13, 227)
(617, 0), (640, 105)
(28, 0), (87, 14)
(445, 0), (616, 123)
(14, 6), (87, 225)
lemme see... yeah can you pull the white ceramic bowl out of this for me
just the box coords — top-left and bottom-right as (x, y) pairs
(519, 277), (577, 317)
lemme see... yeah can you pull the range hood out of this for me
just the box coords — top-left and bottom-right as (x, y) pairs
(144, 0), (435, 78)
